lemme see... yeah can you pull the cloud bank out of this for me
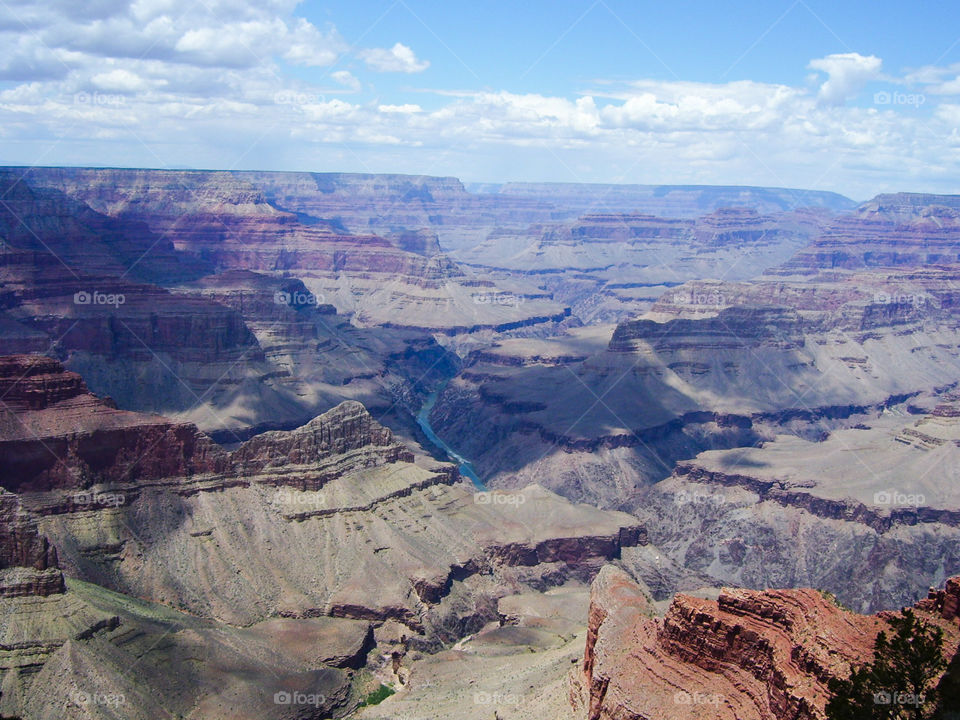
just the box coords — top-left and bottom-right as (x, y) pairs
(0, 1), (957, 198)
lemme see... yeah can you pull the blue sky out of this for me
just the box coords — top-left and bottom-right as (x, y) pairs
(298, 0), (953, 96)
(1, 0), (958, 199)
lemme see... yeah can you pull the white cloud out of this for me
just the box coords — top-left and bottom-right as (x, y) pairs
(0, 0), (345, 74)
(332, 70), (361, 92)
(903, 62), (960, 95)
(360, 42), (429, 73)
(379, 103), (422, 113)
(91, 68), (149, 91)
(808, 52), (882, 106)
(0, 7), (957, 198)
(282, 18), (345, 67)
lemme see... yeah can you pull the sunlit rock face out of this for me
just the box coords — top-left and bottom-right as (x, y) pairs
(572, 566), (960, 720)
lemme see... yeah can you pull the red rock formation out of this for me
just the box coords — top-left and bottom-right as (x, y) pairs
(915, 577), (960, 625)
(0, 354), (227, 491)
(575, 570), (960, 720)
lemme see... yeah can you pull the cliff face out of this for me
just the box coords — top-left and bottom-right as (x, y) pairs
(0, 355), (227, 492)
(0, 491), (64, 597)
(609, 306), (806, 352)
(575, 569), (960, 720)
(0, 174), (274, 422)
(0, 170), (204, 284)
(13, 167), (468, 282)
(626, 388), (960, 613)
(0, 356), (646, 630)
(232, 399), (411, 477)
(13, 167), (572, 336)
(776, 193), (960, 273)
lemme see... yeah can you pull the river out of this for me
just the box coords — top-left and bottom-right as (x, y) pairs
(416, 382), (486, 489)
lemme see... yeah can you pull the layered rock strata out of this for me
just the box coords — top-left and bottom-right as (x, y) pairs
(573, 567), (960, 720)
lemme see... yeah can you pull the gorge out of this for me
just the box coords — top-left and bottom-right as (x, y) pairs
(2, 167), (959, 720)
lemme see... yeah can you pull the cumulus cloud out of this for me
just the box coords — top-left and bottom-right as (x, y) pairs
(90, 68), (150, 91)
(808, 52), (882, 106)
(0, 0), (345, 76)
(360, 43), (429, 73)
(0, 4), (956, 197)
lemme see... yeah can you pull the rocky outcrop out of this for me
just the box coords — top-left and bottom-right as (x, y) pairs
(630, 402), (960, 613)
(391, 228), (442, 256)
(609, 306), (806, 352)
(231, 400), (414, 484)
(0, 358), (647, 631)
(916, 577), (960, 623)
(13, 167), (575, 336)
(575, 569), (960, 720)
(0, 491), (64, 597)
(0, 355), (228, 492)
(778, 193), (960, 273)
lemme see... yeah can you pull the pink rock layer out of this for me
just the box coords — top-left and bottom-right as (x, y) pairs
(575, 567), (960, 720)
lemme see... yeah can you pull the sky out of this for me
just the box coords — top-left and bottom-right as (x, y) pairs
(1, 0), (959, 200)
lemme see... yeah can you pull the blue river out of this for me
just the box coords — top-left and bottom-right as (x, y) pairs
(416, 384), (486, 489)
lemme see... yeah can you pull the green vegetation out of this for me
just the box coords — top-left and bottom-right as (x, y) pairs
(820, 590), (853, 613)
(359, 683), (395, 707)
(826, 609), (946, 720)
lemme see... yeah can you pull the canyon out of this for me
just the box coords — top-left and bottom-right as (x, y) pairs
(2, 167), (960, 718)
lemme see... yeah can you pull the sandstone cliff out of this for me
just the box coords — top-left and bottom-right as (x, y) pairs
(0, 355), (227, 492)
(574, 568), (960, 720)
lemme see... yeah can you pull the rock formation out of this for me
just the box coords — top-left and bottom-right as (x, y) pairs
(0, 355), (650, 718)
(0, 491), (64, 598)
(573, 567), (960, 720)
(0, 354), (227, 491)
